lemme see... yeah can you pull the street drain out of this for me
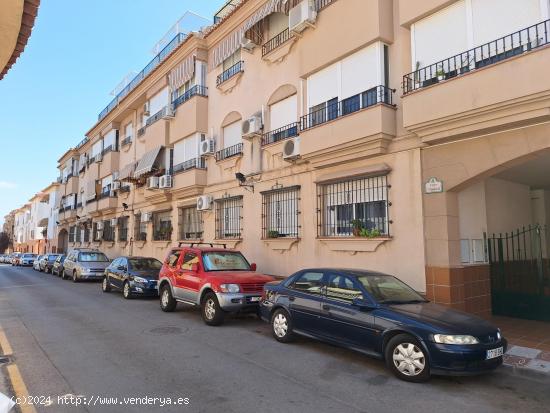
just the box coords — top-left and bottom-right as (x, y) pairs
(148, 326), (186, 335)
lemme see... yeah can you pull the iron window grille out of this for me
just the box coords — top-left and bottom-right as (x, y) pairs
(153, 211), (173, 241)
(83, 226), (90, 243)
(317, 175), (390, 237)
(403, 19), (550, 94)
(103, 221), (115, 242)
(68, 226), (75, 243)
(93, 223), (101, 242)
(215, 143), (243, 161)
(118, 217), (129, 242)
(261, 186), (300, 239)
(134, 214), (147, 241)
(217, 60), (244, 86)
(178, 206), (203, 240)
(75, 227), (82, 243)
(261, 122), (299, 146)
(215, 196), (243, 239)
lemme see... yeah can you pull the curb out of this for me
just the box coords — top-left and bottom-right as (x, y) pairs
(501, 363), (550, 383)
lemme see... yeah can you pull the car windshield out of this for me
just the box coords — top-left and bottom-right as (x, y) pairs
(128, 258), (162, 271)
(23, 254), (36, 258)
(357, 275), (426, 304)
(48, 255), (58, 260)
(202, 252), (250, 271)
(78, 252), (109, 262)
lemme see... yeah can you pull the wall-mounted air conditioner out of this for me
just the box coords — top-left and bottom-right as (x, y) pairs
(159, 175), (173, 189)
(147, 176), (159, 189)
(283, 137), (300, 161)
(199, 139), (215, 156)
(289, 0), (317, 34)
(141, 212), (152, 222)
(242, 115), (263, 139)
(241, 36), (256, 52)
(196, 195), (213, 211)
(110, 218), (118, 226)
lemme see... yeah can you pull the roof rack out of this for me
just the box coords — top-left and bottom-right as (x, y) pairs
(177, 242), (227, 249)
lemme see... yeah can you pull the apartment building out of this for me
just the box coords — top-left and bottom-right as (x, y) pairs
(2, 212), (15, 253)
(51, 0), (550, 321)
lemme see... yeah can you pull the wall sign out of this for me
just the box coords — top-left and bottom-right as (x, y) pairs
(425, 177), (443, 194)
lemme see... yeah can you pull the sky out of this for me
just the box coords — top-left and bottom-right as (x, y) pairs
(0, 0), (226, 226)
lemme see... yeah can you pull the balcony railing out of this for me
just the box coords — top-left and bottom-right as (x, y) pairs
(217, 61), (244, 86)
(215, 143), (243, 161)
(315, 0), (338, 11)
(173, 85), (208, 109)
(101, 145), (116, 156)
(119, 185), (131, 193)
(403, 19), (550, 94)
(145, 107), (166, 127)
(98, 190), (116, 200)
(300, 85), (394, 130)
(137, 126), (146, 137)
(172, 157), (206, 174)
(262, 28), (292, 56)
(76, 202), (83, 209)
(261, 122), (299, 146)
(121, 136), (132, 147)
(98, 32), (187, 122)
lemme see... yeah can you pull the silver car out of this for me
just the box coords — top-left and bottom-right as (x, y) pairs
(62, 249), (111, 282)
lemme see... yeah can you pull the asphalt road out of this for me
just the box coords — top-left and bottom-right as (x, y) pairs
(0, 264), (548, 413)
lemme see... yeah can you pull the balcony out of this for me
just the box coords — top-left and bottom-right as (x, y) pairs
(65, 174), (79, 193)
(172, 159), (207, 196)
(216, 61), (244, 93)
(99, 149), (119, 178)
(216, 143), (243, 162)
(97, 191), (118, 212)
(261, 122), (299, 146)
(120, 135), (132, 148)
(402, 19), (550, 144)
(169, 89), (208, 145)
(173, 85), (208, 110)
(262, 28), (295, 62)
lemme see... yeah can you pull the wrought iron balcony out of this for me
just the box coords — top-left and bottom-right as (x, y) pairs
(261, 122), (299, 146)
(172, 157), (206, 174)
(145, 107), (166, 127)
(403, 19), (550, 94)
(217, 61), (244, 86)
(262, 28), (292, 56)
(173, 85), (208, 109)
(121, 136), (132, 147)
(215, 143), (243, 161)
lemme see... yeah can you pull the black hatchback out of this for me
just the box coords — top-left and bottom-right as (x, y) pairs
(102, 256), (161, 299)
(260, 268), (507, 382)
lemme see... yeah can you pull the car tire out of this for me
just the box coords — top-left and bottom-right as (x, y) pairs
(72, 271), (79, 283)
(385, 334), (431, 383)
(122, 282), (132, 299)
(102, 277), (111, 293)
(159, 284), (177, 312)
(201, 292), (225, 326)
(271, 308), (295, 343)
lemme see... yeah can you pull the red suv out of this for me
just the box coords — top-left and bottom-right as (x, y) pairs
(158, 243), (274, 325)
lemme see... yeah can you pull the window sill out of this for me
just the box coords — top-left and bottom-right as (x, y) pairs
(213, 239), (242, 249)
(318, 237), (391, 255)
(262, 237), (299, 253)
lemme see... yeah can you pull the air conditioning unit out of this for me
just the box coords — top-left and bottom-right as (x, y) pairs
(196, 195), (213, 211)
(162, 106), (175, 119)
(289, 0), (317, 34)
(159, 174), (173, 189)
(112, 181), (121, 190)
(241, 36), (256, 52)
(110, 218), (118, 226)
(96, 153), (103, 163)
(143, 101), (150, 116)
(199, 139), (215, 156)
(96, 221), (104, 230)
(283, 137), (300, 161)
(141, 212), (152, 222)
(112, 171), (119, 181)
(147, 176), (159, 189)
(242, 115), (262, 139)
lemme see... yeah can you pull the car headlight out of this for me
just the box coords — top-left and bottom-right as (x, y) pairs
(497, 329), (502, 340)
(220, 284), (240, 293)
(132, 276), (148, 284)
(433, 334), (479, 345)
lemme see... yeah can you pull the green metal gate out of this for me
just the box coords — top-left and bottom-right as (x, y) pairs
(487, 225), (550, 321)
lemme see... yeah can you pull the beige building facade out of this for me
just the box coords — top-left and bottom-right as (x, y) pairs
(48, 0), (550, 320)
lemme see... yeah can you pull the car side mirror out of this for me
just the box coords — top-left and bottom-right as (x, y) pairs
(191, 263), (199, 272)
(117, 265), (126, 271)
(352, 297), (376, 310)
(250, 263), (257, 271)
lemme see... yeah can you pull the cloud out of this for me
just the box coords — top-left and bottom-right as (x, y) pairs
(0, 181), (17, 189)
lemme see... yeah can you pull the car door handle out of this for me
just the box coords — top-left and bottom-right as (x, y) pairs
(288, 296), (295, 301)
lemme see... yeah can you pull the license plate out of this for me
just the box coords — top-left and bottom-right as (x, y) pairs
(486, 347), (504, 359)
(249, 296), (261, 302)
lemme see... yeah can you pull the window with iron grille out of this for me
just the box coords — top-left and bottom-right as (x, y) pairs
(261, 186), (300, 239)
(83, 226), (90, 243)
(215, 196), (243, 239)
(69, 226), (75, 243)
(317, 175), (389, 237)
(93, 223), (101, 242)
(134, 213), (147, 241)
(118, 217), (129, 241)
(75, 226), (82, 243)
(153, 211), (173, 241)
(178, 206), (203, 240)
(103, 220), (114, 242)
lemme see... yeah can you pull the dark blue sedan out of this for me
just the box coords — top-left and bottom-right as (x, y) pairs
(260, 269), (506, 382)
(102, 256), (161, 299)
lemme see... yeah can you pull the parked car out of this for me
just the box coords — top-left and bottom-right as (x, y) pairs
(158, 243), (274, 325)
(33, 255), (45, 271)
(0, 254), (7, 263)
(63, 249), (111, 282)
(102, 256), (162, 299)
(42, 254), (62, 273)
(52, 255), (66, 276)
(19, 253), (38, 267)
(11, 253), (21, 266)
(260, 268), (507, 383)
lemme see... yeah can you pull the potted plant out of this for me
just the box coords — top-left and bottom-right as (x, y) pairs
(350, 219), (363, 237)
(267, 229), (280, 238)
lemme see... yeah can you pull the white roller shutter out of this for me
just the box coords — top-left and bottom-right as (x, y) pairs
(270, 95), (297, 130)
(173, 134), (200, 164)
(91, 141), (103, 157)
(103, 129), (117, 150)
(223, 121), (242, 148)
(341, 43), (382, 99)
(149, 87), (169, 116)
(307, 62), (338, 108)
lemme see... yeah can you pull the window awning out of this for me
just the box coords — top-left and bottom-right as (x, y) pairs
(168, 53), (196, 91)
(118, 162), (137, 182)
(134, 146), (164, 178)
(37, 218), (48, 227)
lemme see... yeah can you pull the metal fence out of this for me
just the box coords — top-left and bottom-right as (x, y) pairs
(172, 157), (206, 174)
(173, 85), (208, 109)
(261, 122), (299, 146)
(215, 143), (243, 161)
(262, 28), (292, 56)
(217, 60), (244, 86)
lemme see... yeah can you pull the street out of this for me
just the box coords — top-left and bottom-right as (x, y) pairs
(0, 264), (548, 413)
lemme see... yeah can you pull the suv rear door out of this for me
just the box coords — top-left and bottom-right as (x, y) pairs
(164, 249), (183, 299)
(174, 251), (201, 303)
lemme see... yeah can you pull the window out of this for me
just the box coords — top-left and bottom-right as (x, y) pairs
(181, 252), (199, 270)
(69, 226), (75, 243)
(215, 196), (242, 239)
(153, 211), (172, 241)
(222, 121), (242, 149)
(125, 122), (133, 140)
(222, 49), (241, 72)
(167, 250), (181, 267)
(128, 258), (161, 271)
(357, 275), (425, 304)
(173, 134), (200, 173)
(103, 220), (114, 242)
(134, 213), (147, 241)
(325, 273), (363, 303)
(118, 217), (129, 241)
(289, 272), (324, 295)
(202, 252), (250, 271)
(93, 222), (101, 242)
(75, 226), (81, 243)
(308, 98), (338, 127)
(83, 226), (90, 243)
(317, 175), (389, 237)
(178, 206), (203, 240)
(262, 186), (300, 238)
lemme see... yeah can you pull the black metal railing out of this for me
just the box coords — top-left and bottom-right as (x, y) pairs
(172, 157), (206, 174)
(403, 19), (550, 94)
(101, 145), (115, 156)
(217, 61), (244, 86)
(261, 186), (300, 239)
(137, 127), (146, 137)
(98, 190), (116, 200)
(300, 85), (394, 130)
(121, 136), (132, 147)
(75, 137), (88, 149)
(145, 107), (166, 127)
(315, 0), (338, 11)
(215, 196), (243, 239)
(215, 143), (243, 161)
(261, 122), (299, 146)
(76, 202), (83, 209)
(118, 227), (128, 242)
(262, 28), (292, 56)
(118, 185), (131, 193)
(98, 32), (187, 122)
(173, 85), (208, 109)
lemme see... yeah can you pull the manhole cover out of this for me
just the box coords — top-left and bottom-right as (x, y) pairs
(147, 326), (185, 335)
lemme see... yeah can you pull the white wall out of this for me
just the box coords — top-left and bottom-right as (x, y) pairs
(485, 178), (533, 235)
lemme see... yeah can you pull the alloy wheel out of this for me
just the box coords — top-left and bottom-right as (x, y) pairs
(392, 343), (425, 376)
(204, 299), (216, 320)
(123, 283), (130, 298)
(273, 313), (288, 338)
(161, 290), (169, 308)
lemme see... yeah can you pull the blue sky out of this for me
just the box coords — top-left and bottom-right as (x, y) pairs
(0, 0), (226, 226)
